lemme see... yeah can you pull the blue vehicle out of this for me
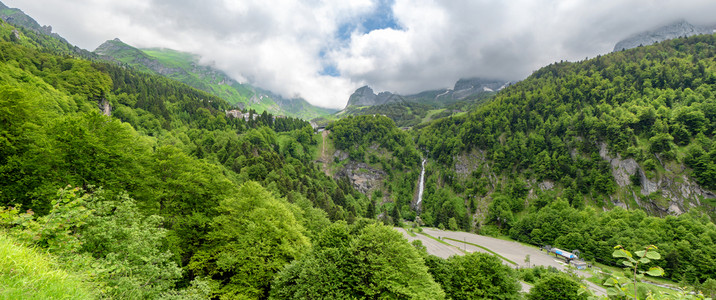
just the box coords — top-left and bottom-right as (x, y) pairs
(552, 248), (577, 260)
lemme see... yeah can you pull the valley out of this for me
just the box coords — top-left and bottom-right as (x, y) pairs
(1, 1), (716, 299)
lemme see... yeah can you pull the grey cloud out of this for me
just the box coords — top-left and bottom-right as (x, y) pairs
(4, 0), (716, 109)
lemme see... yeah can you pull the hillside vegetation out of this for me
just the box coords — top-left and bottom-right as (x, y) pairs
(0, 233), (94, 299)
(2, 16), (522, 299)
(5, 7), (716, 297)
(95, 39), (335, 120)
(332, 86), (497, 128)
(0, 18), (395, 298)
(409, 34), (716, 283)
(318, 34), (716, 285)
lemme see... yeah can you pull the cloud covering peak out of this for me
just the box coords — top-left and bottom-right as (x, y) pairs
(5, 0), (716, 109)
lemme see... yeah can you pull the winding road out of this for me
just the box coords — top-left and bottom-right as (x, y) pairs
(396, 227), (606, 296)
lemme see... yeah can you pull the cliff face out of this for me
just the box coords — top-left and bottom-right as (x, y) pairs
(344, 77), (509, 110)
(335, 161), (386, 195)
(446, 142), (715, 220)
(450, 78), (509, 100)
(597, 143), (716, 214)
(346, 86), (406, 107)
(614, 20), (716, 52)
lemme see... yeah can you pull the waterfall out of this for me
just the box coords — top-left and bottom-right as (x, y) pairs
(416, 158), (427, 208)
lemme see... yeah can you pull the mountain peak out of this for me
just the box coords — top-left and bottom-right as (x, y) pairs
(613, 20), (716, 52)
(346, 86), (407, 108)
(346, 86), (378, 107)
(0, 1), (56, 37)
(95, 38), (131, 53)
(452, 77), (509, 98)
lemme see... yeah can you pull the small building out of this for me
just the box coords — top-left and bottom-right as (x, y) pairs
(225, 110), (258, 121)
(570, 260), (588, 270)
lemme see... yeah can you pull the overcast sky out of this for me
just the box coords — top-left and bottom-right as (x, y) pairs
(4, 0), (716, 109)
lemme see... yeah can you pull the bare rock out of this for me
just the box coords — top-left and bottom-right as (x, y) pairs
(538, 181), (554, 191)
(333, 150), (348, 162)
(335, 162), (386, 194)
(599, 142), (715, 215)
(599, 143), (639, 187)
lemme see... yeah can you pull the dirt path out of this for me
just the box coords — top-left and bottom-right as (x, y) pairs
(397, 227), (606, 296)
(319, 130), (330, 176)
(321, 130), (327, 158)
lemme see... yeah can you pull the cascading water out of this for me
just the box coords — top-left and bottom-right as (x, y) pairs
(416, 158), (427, 209)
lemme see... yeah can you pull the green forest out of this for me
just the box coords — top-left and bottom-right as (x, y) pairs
(3, 10), (716, 299)
(410, 35), (716, 284)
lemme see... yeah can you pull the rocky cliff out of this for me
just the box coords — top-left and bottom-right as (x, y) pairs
(0, 2), (55, 37)
(598, 143), (715, 215)
(335, 161), (386, 195)
(614, 20), (716, 52)
(449, 78), (510, 100)
(346, 86), (407, 107)
(446, 141), (716, 221)
(344, 77), (509, 109)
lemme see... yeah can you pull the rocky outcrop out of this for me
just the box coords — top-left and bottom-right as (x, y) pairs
(99, 99), (111, 116)
(346, 86), (406, 107)
(614, 20), (716, 52)
(335, 162), (385, 194)
(0, 2), (71, 45)
(599, 142), (715, 215)
(333, 150), (349, 162)
(599, 143), (639, 187)
(344, 77), (510, 110)
(449, 78), (510, 100)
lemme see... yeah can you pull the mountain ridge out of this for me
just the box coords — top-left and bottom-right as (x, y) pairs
(94, 38), (336, 119)
(614, 19), (716, 52)
(345, 77), (510, 109)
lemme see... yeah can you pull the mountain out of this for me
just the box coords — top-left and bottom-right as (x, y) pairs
(327, 77), (509, 128)
(449, 78), (509, 100)
(346, 86), (407, 107)
(320, 34), (716, 285)
(0, 17), (381, 298)
(613, 19), (716, 52)
(4, 1), (716, 295)
(0, 1), (93, 57)
(94, 38), (335, 120)
(0, 1), (57, 39)
(345, 77), (509, 109)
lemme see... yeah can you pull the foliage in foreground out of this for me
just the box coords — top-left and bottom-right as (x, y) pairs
(528, 273), (588, 300)
(509, 199), (716, 283)
(271, 221), (445, 299)
(591, 245), (711, 300)
(188, 181), (311, 299)
(424, 252), (521, 300)
(0, 188), (184, 299)
(0, 232), (94, 300)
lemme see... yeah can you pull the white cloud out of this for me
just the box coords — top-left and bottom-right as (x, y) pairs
(4, 0), (716, 109)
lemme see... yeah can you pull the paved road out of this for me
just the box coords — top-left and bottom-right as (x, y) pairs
(394, 227), (465, 259)
(397, 227), (606, 296)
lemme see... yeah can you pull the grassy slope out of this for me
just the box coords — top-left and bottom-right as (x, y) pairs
(140, 48), (334, 120)
(0, 233), (94, 299)
(141, 48), (262, 106)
